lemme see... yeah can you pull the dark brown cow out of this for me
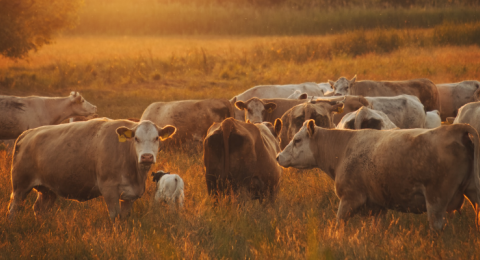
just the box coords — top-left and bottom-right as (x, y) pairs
(234, 97), (306, 124)
(279, 98), (344, 149)
(141, 99), (233, 145)
(7, 119), (176, 222)
(329, 76), (440, 111)
(278, 120), (480, 230)
(203, 118), (282, 202)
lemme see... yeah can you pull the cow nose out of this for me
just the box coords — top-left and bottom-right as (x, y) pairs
(141, 154), (154, 163)
(276, 155), (280, 162)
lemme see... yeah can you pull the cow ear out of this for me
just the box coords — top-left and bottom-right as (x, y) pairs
(330, 103), (344, 114)
(235, 101), (247, 111)
(446, 117), (455, 124)
(328, 80), (335, 88)
(158, 125), (176, 141)
(116, 127), (135, 142)
(274, 118), (282, 137)
(70, 91), (76, 97)
(298, 93), (308, 100)
(265, 102), (277, 113)
(350, 75), (357, 84)
(307, 119), (315, 137)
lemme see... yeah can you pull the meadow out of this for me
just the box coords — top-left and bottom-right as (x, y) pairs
(1, 1), (480, 259)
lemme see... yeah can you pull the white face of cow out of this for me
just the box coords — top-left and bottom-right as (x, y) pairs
(69, 91), (97, 116)
(116, 121), (176, 164)
(329, 76), (356, 96)
(235, 98), (276, 124)
(277, 120), (317, 169)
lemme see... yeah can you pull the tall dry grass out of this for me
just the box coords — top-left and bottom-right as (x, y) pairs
(69, 0), (480, 36)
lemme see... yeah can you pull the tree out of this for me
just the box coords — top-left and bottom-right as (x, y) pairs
(0, 0), (82, 59)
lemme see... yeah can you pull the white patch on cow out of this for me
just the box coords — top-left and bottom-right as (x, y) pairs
(277, 122), (316, 169)
(134, 122), (161, 164)
(425, 110), (442, 129)
(154, 174), (185, 209)
(331, 76), (356, 96)
(245, 99), (267, 124)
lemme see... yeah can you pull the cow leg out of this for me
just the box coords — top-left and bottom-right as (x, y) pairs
(103, 192), (121, 222)
(120, 200), (134, 219)
(7, 187), (32, 221)
(336, 194), (367, 223)
(33, 188), (57, 217)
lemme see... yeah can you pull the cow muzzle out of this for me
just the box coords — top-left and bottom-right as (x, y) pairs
(140, 153), (154, 164)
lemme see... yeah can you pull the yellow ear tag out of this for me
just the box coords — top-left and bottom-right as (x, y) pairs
(124, 130), (132, 138)
(337, 106), (344, 113)
(118, 135), (127, 142)
(161, 133), (171, 141)
(267, 108), (274, 113)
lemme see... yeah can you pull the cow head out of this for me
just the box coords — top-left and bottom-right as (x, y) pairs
(277, 120), (317, 169)
(279, 98), (343, 149)
(235, 97), (277, 123)
(69, 91), (97, 116)
(259, 119), (283, 142)
(152, 170), (170, 183)
(329, 75), (356, 96)
(116, 120), (176, 164)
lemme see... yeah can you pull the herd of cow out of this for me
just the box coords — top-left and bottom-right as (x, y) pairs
(2, 76), (480, 231)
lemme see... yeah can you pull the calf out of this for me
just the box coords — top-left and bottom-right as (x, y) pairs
(152, 170), (185, 209)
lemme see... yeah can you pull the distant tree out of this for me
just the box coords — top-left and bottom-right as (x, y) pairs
(0, 0), (82, 59)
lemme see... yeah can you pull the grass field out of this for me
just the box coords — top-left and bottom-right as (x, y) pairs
(1, 33), (480, 259)
(2, 1), (480, 257)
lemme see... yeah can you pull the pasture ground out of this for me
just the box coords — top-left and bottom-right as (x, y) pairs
(1, 34), (480, 259)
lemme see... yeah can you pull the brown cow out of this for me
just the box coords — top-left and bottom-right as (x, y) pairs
(277, 120), (480, 230)
(329, 76), (440, 111)
(234, 97), (306, 124)
(141, 99), (233, 145)
(0, 91), (97, 140)
(7, 119), (176, 221)
(437, 81), (480, 120)
(279, 98), (344, 149)
(203, 118), (282, 202)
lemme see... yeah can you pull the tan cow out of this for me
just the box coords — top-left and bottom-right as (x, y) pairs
(141, 99), (233, 145)
(453, 102), (480, 133)
(277, 120), (480, 230)
(7, 119), (176, 222)
(437, 81), (480, 120)
(234, 98), (306, 124)
(329, 76), (440, 111)
(203, 118), (282, 202)
(0, 91), (97, 140)
(336, 106), (398, 130)
(279, 98), (344, 149)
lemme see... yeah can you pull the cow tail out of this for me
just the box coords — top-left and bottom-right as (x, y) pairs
(465, 124), (480, 231)
(221, 118), (234, 185)
(354, 107), (368, 130)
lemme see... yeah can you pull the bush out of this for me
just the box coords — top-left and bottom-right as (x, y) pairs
(0, 0), (81, 59)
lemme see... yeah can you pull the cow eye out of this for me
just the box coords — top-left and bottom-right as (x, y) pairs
(82, 99), (85, 103)
(135, 137), (139, 142)
(293, 139), (300, 145)
(155, 137), (159, 141)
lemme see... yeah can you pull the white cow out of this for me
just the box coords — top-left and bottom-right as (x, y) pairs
(425, 110), (442, 129)
(0, 91), (97, 140)
(231, 82), (332, 120)
(336, 106), (397, 130)
(436, 81), (480, 120)
(152, 170), (185, 209)
(364, 95), (425, 129)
